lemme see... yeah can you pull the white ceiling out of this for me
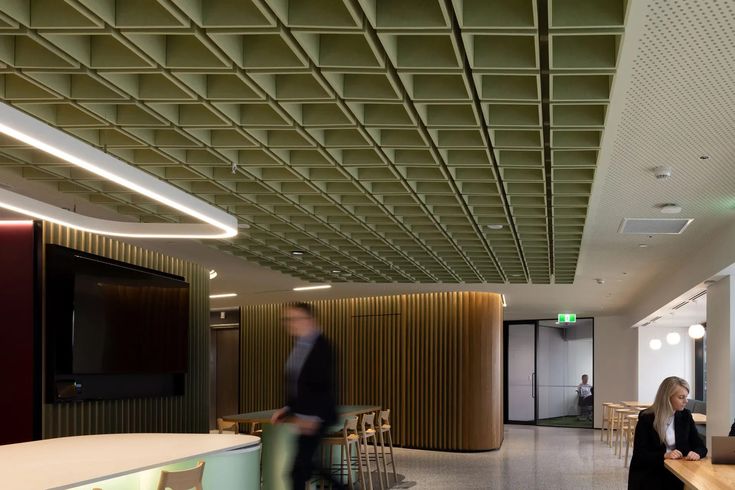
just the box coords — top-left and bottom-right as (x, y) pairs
(3, 0), (735, 321)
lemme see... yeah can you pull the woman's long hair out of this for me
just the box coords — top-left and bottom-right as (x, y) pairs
(644, 376), (690, 443)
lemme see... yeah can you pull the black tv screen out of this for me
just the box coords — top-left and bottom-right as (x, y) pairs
(46, 245), (189, 401)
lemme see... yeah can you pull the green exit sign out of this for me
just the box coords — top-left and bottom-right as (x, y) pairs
(558, 313), (577, 323)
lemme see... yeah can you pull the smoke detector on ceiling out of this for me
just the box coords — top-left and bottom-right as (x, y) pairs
(653, 166), (673, 179)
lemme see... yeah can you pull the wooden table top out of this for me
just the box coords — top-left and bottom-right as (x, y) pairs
(222, 405), (382, 424)
(665, 458), (735, 490)
(624, 413), (705, 424)
(621, 401), (652, 407)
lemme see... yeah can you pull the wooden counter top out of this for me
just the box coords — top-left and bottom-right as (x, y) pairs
(665, 458), (735, 490)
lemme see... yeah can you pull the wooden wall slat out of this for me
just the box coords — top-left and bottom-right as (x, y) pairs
(41, 223), (209, 438)
(240, 291), (503, 451)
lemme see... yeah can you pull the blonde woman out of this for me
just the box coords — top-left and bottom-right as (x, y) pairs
(628, 376), (707, 489)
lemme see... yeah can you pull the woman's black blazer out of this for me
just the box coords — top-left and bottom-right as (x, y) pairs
(628, 408), (707, 490)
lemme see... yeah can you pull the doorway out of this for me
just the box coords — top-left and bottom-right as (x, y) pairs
(209, 307), (241, 429)
(504, 318), (594, 428)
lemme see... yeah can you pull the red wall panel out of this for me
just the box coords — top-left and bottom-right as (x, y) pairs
(0, 221), (37, 445)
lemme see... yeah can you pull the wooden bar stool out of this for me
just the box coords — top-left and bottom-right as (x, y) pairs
(157, 461), (206, 490)
(614, 408), (637, 455)
(607, 404), (625, 447)
(359, 412), (384, 490)
(376, 410), (397, 486)
(92, 461), (205, 490)
(624, 413), (638, 467)
(616, 409), (636, 456)
(318, 416), (365, 490)
(601, 403), (615, 442)
(216, 418), (239, 434)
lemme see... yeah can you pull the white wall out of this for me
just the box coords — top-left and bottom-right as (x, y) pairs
(706, 276), (735, 446)
(537, 324), (593, 419)
(594, 316), (638, 428)
(637, 325), (694, 402)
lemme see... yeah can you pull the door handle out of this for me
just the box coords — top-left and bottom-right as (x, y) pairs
(531, 372), (536, 398)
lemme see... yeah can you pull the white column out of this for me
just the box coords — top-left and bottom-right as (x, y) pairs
(705, 275), (735, 448)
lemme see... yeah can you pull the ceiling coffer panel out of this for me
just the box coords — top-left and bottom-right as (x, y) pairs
(0, 0), (626, 284)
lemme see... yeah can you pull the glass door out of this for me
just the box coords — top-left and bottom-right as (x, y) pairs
(535, 319), (594, 428)
(505, 322), (536, 424)
(504, 318), (595, 428)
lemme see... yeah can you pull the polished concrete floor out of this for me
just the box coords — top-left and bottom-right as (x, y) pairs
(391, 425), (628, 489)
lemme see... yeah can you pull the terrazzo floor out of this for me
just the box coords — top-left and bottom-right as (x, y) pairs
(389, 425), (628, 489)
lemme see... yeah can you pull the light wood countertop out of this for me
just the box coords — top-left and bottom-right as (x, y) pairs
(665, 458), (735, 490)
(0, 433), (260, 490)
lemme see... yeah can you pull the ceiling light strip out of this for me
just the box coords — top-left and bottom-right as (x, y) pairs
(210, 293), (237, 299)
(293, 284), (332, 291)
(0, 103), (237, 239)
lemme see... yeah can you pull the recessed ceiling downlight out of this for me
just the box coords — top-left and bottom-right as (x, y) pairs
(487, 224), (504, 230)
(659, 204), (682, 214)
(291, 250), (305, 256)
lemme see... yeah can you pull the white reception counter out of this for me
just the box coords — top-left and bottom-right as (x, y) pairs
(0, 433), (261, 490)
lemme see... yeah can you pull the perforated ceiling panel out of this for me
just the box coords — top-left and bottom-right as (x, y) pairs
(0, 0), (625, 284)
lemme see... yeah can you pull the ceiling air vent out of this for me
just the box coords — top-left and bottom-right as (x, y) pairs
(688, 290), (707, 302)
(618, 218), (693, 235)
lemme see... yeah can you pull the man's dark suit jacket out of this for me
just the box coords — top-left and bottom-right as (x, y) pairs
(285, 333), (337, 428)
(628, 409), (708, 490)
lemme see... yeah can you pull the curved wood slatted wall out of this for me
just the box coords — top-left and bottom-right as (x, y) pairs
(240, 291), (503, 451)
(41, 223), (209, 438)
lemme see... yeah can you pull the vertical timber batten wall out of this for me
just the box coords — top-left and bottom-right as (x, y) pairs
(42, 223), (209, 438)
(241, 291), (503, 451)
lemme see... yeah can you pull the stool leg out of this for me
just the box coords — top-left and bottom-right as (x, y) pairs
(386, 430), (397, 483)
(345, 443), (354, 490)
(371, 437), (384, 490)
(378, 431), (388, 489)
(362, 437), (374, 490)
(600, 409), (605, 442)
(355, 441), (366, 490)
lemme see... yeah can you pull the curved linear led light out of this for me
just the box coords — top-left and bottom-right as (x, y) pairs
(293, 284), (332, 291)
(0, 103), (237, 239)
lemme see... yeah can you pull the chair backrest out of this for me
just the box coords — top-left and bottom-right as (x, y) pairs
(345, 416), (359, 433)
(362, 412), (376, 431)
(157, 461), (205, 490)
(380, 409), (390, 425)
(343, 416), (359, 442)
(216, 417), (238, 434)
(686, 399), (706, 413)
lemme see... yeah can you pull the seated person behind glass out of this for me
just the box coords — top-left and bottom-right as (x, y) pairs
(576, 374), (592, 399)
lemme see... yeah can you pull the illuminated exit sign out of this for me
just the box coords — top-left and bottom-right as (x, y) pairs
(558, 313), (577, 323)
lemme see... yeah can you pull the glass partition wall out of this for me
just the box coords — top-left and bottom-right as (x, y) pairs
(504, 318), (594, 428)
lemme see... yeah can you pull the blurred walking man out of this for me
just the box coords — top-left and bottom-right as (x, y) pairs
(271, 303), (344, 489)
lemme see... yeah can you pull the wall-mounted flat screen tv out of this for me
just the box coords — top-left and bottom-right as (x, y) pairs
(45, 244), (189, 402)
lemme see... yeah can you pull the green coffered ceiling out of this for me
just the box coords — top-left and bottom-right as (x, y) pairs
(0, 0), (625, 284)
